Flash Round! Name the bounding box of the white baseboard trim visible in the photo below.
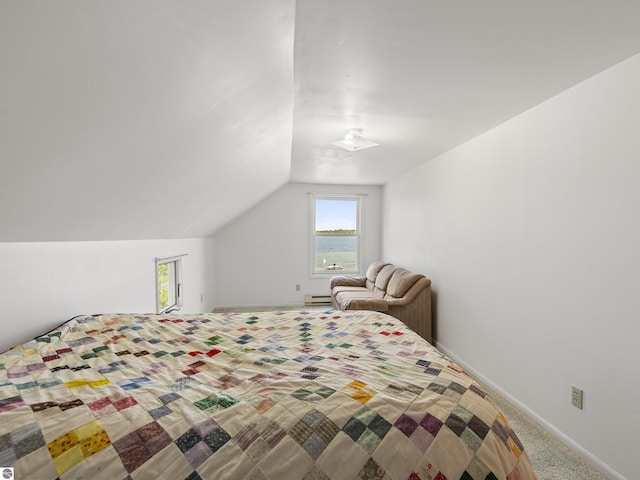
[435,341,625,480]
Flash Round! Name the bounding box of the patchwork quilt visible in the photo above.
[0,310,537,480]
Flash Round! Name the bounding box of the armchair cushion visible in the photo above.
[330,261,432,343]
[386,269,422,298]
[365,261,390,289]
[335,291,389,312]
[373,265,397,295]
[330,275,366,289]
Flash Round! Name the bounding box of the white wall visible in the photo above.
[214,183,382,308]
[0,237,216,353]
[383,53,640,480]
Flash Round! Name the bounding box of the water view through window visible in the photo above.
[314,198,359,273]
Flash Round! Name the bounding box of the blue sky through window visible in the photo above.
[315,199,357,231]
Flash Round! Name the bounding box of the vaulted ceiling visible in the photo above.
[2,1,640,241]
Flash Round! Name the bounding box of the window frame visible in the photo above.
[155,255,184,313]
[309,194,363,278]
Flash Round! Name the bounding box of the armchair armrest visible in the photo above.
[330,275,366,289]
[342,297,389,312]
[384,277,430,305]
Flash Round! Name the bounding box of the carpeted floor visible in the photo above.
[480,383,609,480]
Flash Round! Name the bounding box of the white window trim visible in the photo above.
[155,254,186,313]
[308,193,363,278]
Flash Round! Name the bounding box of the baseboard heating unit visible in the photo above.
[304,294,332,306]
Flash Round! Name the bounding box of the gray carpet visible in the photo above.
[480,383,609,480]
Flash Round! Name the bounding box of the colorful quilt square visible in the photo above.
[0,395,27,413]
[193,393,239,415]
[47,420,111,475]
[112,421,171,473]
[342,406,392,454]
[289,409,340,460]
[0,423,45,465]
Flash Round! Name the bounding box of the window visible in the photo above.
[310,195,361,276]
[155,255,184,313]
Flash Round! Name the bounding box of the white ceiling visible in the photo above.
[2,1,640,241]
[291,0,640,184]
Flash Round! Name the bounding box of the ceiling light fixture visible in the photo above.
[331,128,379,151]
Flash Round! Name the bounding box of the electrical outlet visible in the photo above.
[571,386,583,409]
[296,284,301,291]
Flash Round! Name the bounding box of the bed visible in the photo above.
[0,310,536,480]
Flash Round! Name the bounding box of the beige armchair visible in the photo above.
[330,261,432,343]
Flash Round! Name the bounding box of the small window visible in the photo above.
[310,195,361,276]
[155,255,184,313]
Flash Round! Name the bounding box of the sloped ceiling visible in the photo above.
[0,0,295,241]
[2,1,640,241]
[291,0,640,184]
